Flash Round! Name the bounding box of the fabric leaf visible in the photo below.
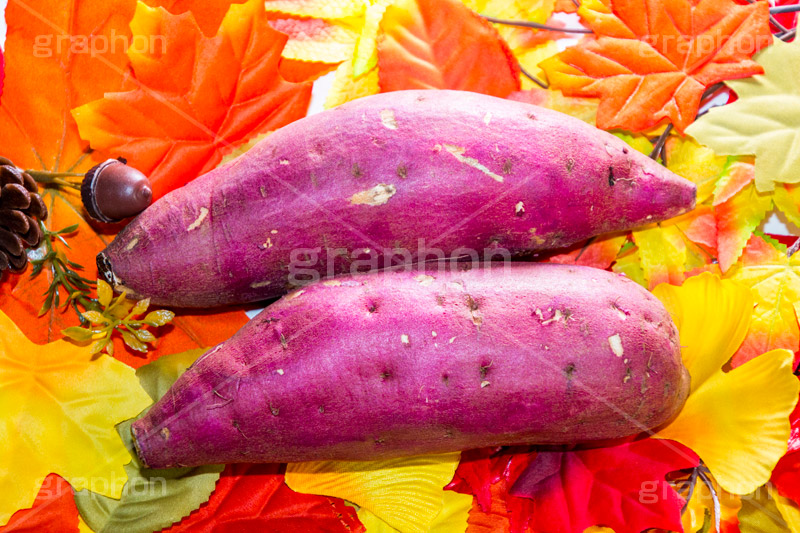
[508,439,699,533]
[142,0,246,36]
[355,488,472,533]
[686,37,800,192]
[268,15,360,64]
[72,0,313,200]
[0,311,152,525]
[163,463,363,532]
[74,420,224,533]
[771,376,800,507]
[541,0,773,132]
[544,233,627,270]
[0,475,79,533]
[665,136,729,205]
[507,88,599,124]
[653,274,800,494]
[377,0,520,96]
[286,453,462,533]
[725,235,800,366]
[264,0,366,20]
[325,59,380,108]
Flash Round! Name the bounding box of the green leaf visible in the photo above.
[134,348,206,402]
[61,326,94,342]
[144,310,175,327]
[74,419,223,533]
[686,38,800,192]
[97,279,113,308]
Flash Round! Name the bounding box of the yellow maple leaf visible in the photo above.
[0,311,152,525]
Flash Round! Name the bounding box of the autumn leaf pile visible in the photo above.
[1,0,800,531]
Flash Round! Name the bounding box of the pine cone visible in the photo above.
[0,158,48,274]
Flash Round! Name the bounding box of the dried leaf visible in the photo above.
[0,311,151,525]
[378,0,520,96]
[687,37,800,192]
[541,0,772,132]
[72,0,313,200]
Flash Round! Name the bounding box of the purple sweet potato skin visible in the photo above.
[131,264,689,468]
[100,90,696,307]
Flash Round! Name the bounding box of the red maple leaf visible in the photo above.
[0,475,77,533]
[165,464,364,532]
[771,375,800,505]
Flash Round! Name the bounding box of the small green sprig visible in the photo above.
[29,222,97,318]
[62,279,175,355]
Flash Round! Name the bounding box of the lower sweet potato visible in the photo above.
[132,264,689,468]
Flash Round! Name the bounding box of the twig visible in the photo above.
[519,65,549,89]
[483,15,594,34]
[649,123,674,160]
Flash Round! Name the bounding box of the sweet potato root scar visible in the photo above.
[250,280,271,288]
[280,159,290,165]
[441,144,504,183]
[349,184,397,206]
[380,109,397,129]
[608,334,624,357]
[401,334,410,345]
[125,238,139,251]
[483,112,492,125]
[414,274,435,286]
[186,207,209,231]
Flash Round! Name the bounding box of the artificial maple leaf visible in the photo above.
[725,235,800,367]
[687,36,800,192]
[540,0,772,133]
[507,440,699,533]
[162,463,364,532]
[325,59,380,108]
[142,0,246,36]
[0,310,152,526]
[377,0,520,96]
[0,47,4,100]
[771,376,800,506]
[630,205,717,289]
[268,15,360,64]
[544,233,627,270]
[507,88,599,124]
[286,453,462,533]
[0,475,78,533]
[665,136,729,205]
[72,0,313,201]
[0,0,250,366]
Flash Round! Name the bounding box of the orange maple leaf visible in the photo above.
[0,0,248,365]
[377,0,520,97]
[72,0,313,201]
[142,0,245,36]
[540,0,772,132]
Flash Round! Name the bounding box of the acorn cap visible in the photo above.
[82,159,152,223]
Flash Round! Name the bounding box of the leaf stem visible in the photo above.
[483,15,594,34]
[770,5,800,15]
[25,169,84,190]
[696,467,721,533]
[519,64,549,89]
[680,467,701,514]
[649,123,673,161]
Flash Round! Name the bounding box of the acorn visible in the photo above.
[81,158,152,223]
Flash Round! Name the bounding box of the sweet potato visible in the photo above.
[131,264,689,468]
[99,90,696,307]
